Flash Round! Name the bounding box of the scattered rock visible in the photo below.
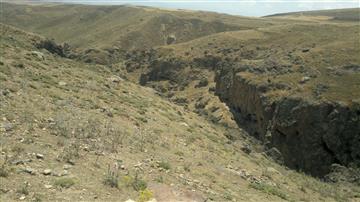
[1,122,14,132]
[325,164,360,183]
[43,169,52,175]
[63,164,72,170]
[241,145,252,154]
[125,199,136,202]
[36,153,44,159]
[179,122,189,127]
[30,51,45,60]
[11,159,32,165]
[58,81,67,86]
[108,75,123,83]
[166,34,176,45]
[19,195,26,200]
[23,167,36,175]
[299,76,310,84]
[44,184,53,189]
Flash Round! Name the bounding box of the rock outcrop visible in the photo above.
[215,68,360,176]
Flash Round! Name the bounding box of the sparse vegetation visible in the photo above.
[158,161,171,170]
[138,189,154,202]
[132,175,148,191]
[103,164,119,188]
[58,141,80,164]
[0,156,9,177]
[17,183,29,195]
[54,178,75,189]
[249,182,288,200]
[0,3,359,202]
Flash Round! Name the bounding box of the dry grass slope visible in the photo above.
[1,23,360,201]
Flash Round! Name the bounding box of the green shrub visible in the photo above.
[17,184,29,195]
[132,175,147,191]
[249,182,288,200]
[0,155,10,177]
[0,166,8,177]
[103,166,119,188]
[138,189,154,202]
[158,161,171,170]
[54,178,75,188]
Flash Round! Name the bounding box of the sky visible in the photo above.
[29,0,360,16]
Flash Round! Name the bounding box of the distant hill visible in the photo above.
[0,2,273,50]
[265,8,360,21]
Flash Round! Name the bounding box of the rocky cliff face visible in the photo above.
[215,67,360,176]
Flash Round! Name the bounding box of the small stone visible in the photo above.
[11,159,32,165]
[1,122,13,132]
[299,76,311,84]
[83,146,90,151]
[63,164,72,170]
[44,185,53,189]
[30,51,45,60]
[179,122,189,127]
[120,165,125,170]
[58,81,67,86]
[43,169,52,175]
[36,153,44,159]
[108,75,123,83]
[19,196,26,200]
[241,145,252,154]
[67,159,75,165]
[24,167,36,175]
[302,48,310,53]
[63,170,69,176]
[125,199,136,202]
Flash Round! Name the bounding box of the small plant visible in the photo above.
[138,189,154,202]
[122,175,134,187]
[184,163,191,172]
[249,182,288,200]
[158,161,171,170]
[104,121,126,153]
[0,155,9,177]
[51,113,72,137]
[12,144,24,157]
[175,151,184,156]
[17,183,29,195]
[155,175,164,183]
[103,164,119,188]
[223,191,233,200]
[33,193,43,202]
[132,173,147,191]
[59,141,80,164]
[54,177,75,188]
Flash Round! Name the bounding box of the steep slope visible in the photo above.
[1,23,360,202]
[0,2,273,50]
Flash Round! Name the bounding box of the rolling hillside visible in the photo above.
[0,2,274,50]
[1,2,360,202]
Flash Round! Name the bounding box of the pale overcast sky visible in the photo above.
[31,0,360,16]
